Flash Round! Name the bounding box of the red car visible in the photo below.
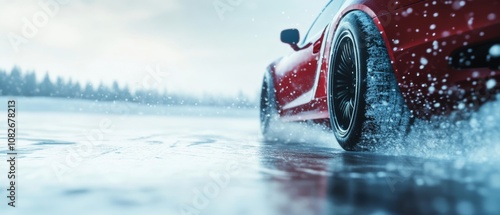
[260,0,500,151]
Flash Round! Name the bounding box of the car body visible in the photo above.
[261,0,500,150]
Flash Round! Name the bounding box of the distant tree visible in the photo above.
[111,81,120,100]
[23,72,38,96]
[83,82,95,100]
[63,79,82,98]
[72,82,82,98]
[119,85,132,101]
[0,67,258,108]
[64,78,74,98]
[8,67,24,95]
[53,76,65,97]
[0,69,6,96]
[96,82,110,101]
[134,89,161,105]
[39,72,54,97]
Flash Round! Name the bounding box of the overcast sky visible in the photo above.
[0,0,327,97]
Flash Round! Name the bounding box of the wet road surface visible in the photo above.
[0,98,499,215]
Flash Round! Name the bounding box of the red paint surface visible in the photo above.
[269,0,500,121]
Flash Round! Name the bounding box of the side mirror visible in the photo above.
[281,29,300,50]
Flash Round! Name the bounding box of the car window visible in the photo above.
[302,0,345,44]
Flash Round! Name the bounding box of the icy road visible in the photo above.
[1,97,500,215]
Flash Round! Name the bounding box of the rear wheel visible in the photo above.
[260,72,279,140]
[328,11,412,151]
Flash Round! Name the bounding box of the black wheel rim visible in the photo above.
[331,33,359,137]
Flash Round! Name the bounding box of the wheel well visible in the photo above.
[329,7,404,109]
[330,6,398,78]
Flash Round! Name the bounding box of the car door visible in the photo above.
[274,1,344,113]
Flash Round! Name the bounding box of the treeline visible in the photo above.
[0,67,257,108]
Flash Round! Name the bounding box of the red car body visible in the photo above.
[269,0,500,122]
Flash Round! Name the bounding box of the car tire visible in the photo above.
[327,11,412,151]
[260,71,280,140]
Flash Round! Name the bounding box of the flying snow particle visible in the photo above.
[452,0,465,10]
[430,24,436,30]
[420,57,428,65]
[457,103,465,110]
[468,17,474,27]
[393,39,400,45]
[486,79,497,90]
[489,44,500,57]
[429,86,436,94]
[488,13,497,21]
[402,8,413,17]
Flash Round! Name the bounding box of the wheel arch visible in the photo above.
[264,61,281,113]
[334,5,398,76]
[320,5,403,105]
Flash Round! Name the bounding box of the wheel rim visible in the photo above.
[331,33,359,137]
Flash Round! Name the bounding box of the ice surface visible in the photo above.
[0,97,499,215]
[0,97,260,215]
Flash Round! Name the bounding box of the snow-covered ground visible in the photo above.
[0,97,499,215]
[0,97,262,214]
